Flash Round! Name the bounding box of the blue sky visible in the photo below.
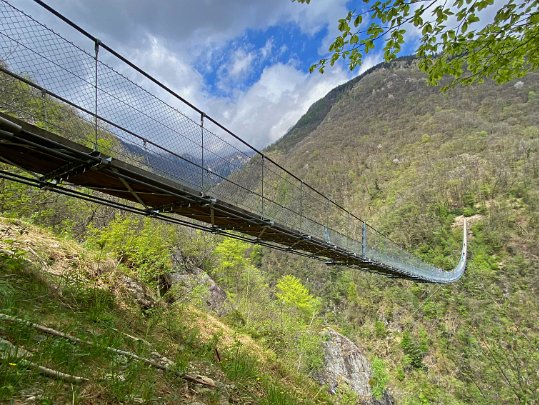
[15,0,420,148]
[197,23,331,96]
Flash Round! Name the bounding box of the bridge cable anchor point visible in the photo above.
[145,209,159,217]
[201,196,217,206]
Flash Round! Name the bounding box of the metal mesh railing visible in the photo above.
[0,0,465,283]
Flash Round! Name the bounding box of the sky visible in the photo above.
[12,0,418,149]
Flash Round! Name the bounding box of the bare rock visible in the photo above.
[315,328,395,403]
[315,328,372,399]
[160,267,229,315]
[118,274,156,310]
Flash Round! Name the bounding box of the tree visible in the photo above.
[295,0,539,87]
[275,274,321,319]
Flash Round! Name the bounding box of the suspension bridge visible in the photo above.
[0,0,466,283]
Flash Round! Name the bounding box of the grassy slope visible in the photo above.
[260,62,539,404]
[0,217,331,404]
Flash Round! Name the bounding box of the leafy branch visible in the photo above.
[295,0,539,86]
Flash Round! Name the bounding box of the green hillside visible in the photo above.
[261,59,539,403]
[1,58,538,405]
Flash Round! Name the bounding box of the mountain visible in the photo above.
[121,140,255,188]
[1,55,538,404]
[257,58,539,403]
[267,56,417,154]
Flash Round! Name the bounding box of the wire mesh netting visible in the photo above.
[0,0,465,283]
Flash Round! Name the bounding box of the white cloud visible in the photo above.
[230,50,255,78]
[22,0,351,59]
[260,38,274,60]
[109,37,349,149]
[209,63,348,148]
[16,0,355,149]
[359,53,384,75]
[217,48,256,91]
[127,36,204,103]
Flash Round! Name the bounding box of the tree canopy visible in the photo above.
[276,274,321,319]
[296,0,539,87]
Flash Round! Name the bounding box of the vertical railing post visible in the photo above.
[300,181,304,233]
[261,155,265,219]
[41,90,48,127]
[200,112,204,194]
[348,212,352,252]
[362,222,367,257]
[326,199,329,228]
[94,38,100,151]
[325,199,330,244]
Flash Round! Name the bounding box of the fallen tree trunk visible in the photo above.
[0,313,215,387]
[0,337,88,383]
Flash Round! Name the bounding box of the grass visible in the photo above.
[0,218,334,404]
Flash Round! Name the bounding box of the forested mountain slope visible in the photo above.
[258,59,539,403]
[1,57,538,404]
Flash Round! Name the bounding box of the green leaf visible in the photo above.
[422,23,433,35]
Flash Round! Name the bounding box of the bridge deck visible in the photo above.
[0,112,409,279]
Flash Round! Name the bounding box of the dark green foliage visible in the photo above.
[370,357,389,400]
[299,0,539,88]
[400,330,428,370]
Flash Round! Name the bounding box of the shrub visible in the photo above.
[370,357,390,399]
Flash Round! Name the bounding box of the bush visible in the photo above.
[86,215,174,285]
[401,330,428,370]
[370,357,389,399]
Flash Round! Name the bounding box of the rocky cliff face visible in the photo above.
[315,328,394,404]
[159,250,229,315]
[315,328,372,398]
[160,267,229,315]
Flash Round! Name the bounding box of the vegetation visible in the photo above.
[1,55,539,404]
[0,218,333,404]
[296,0,539,88]
[263,61,539,403]
[0,68,335,403]
[370,357,389,400]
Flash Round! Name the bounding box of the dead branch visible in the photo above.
[112,327,151,347]
[0,313,215,387]
[0,337,88,383]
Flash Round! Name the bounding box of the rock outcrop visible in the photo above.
[160,267,228,315]
[315,328,372,399]
[315,328,394,404]
[118,274,156,310]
